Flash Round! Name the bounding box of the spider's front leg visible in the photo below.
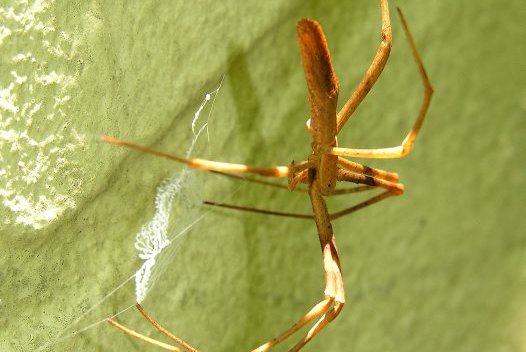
[331,7,433,160]
[102,135,315,180]
[336,0,393,133]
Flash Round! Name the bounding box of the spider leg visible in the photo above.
[205,188,396,222]
[210,170,309,193]
[290,301,344,352]
[203,179,385,220]
[328,185,377,196]
[336,0,392,133]
[102,136,312,178]
[330,190,394,220]
[251,298,334,352]
[287,169,377,195]
[107,318,184,352]
[331,7,433,159]
[288,168,309,191]
[337,156,399,182]
[337,168,404,194]
[333,161,404,219]
[203,200,313,220]
[206,188,398,225]
[135,304,199,352]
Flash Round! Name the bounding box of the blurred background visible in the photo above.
[1,0,525,351]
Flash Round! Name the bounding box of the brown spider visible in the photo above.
[102,0,433,350]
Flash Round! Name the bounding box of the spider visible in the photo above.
[102,0,433,351]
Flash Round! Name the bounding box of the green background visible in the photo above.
[1,0,525,351]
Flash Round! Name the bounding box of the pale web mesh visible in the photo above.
[36,77,224,351]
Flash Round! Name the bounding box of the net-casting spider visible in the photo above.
[102,0,433,350]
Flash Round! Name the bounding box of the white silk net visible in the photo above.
[37,77,224,351]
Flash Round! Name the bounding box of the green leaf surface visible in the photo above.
[1,0,525,351]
